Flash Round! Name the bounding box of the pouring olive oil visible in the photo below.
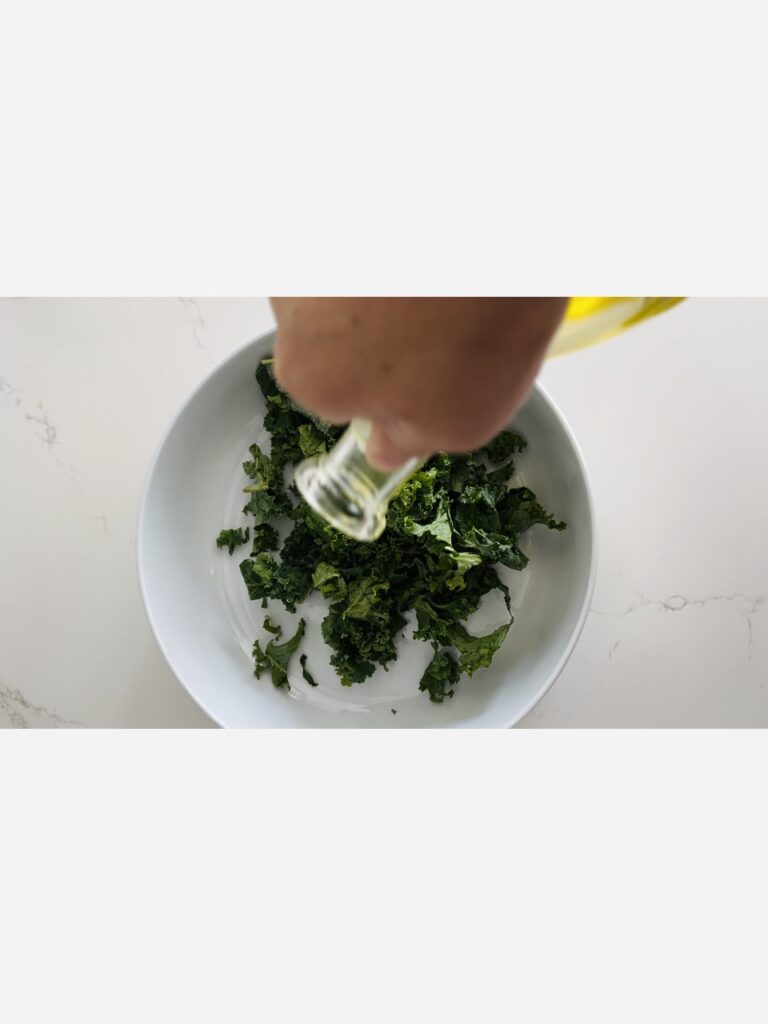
[295,297,683,541]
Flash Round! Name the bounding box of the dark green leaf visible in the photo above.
[419,649,461,703]
[312,562,348,601]
[272,562,313,613]
[300,653,318,686]
[402,498,453,546]
[242,488,291,526]
[343,576,390,621]
[252,618,306,689]
[297,423,328,458]
[216,527,250,555]
[239,553,277,601]
[478,430,527,465]
[499,487,567,535]
[251,523,280,554]
[444,619,512,676]
[242,443,280,491]
[413,597,513,676]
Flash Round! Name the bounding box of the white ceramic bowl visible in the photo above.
[138,330,596,727]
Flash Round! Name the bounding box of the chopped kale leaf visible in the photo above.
[216,527,250,555]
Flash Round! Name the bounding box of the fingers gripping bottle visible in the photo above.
[295,297,684,541]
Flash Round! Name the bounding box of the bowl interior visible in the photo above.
[138,332,595,727]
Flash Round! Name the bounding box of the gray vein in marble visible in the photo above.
[179,297,213,363]
[0,375,24,405]
[96,514,113,538]
[24,402,58,446]
[53,458,82,491]
[0,375,82,490]
[608,640,621,660]
[0,677,86,729]
[593,591,768,617]
[593,592,768,663]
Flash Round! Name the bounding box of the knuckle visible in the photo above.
[403,415,497,455]
[273,345,356,424]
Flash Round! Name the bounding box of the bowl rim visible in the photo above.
[136,329,597,729]
[136,331,273,728]
[504,383,598,726]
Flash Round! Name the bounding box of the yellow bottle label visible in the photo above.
[548,297,685,357]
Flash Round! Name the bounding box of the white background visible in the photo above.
[2,296,765,727]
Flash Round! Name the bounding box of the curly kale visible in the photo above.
[217,357,567,703]
[216,527,250,555]
[252,618,306,689]
[250,523,280,555]
[479,429,527,465]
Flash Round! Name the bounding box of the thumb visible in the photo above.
[366,420,428,471]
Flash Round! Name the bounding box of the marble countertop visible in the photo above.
[1,297,766,727]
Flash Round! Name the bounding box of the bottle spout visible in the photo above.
[294,418,421,541]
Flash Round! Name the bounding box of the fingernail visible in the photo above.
[366,427,406,471]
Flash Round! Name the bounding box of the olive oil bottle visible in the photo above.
[295,298,684,541]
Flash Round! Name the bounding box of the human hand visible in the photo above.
[270,297,568,469]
